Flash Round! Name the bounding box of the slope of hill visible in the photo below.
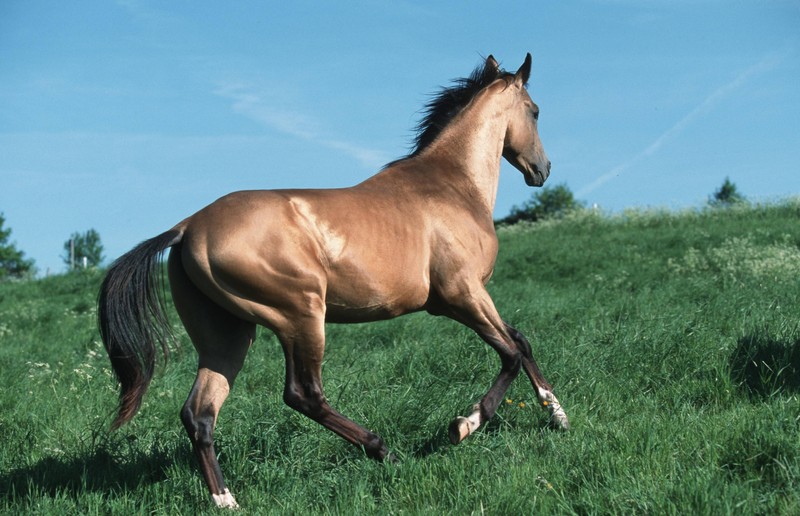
[1,202,798,513]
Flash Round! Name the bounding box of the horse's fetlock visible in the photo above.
[366,432,384,449]
[364,432,389,460]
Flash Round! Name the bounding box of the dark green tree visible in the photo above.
[63,229,105,269]
[497,183,585,225]
[0,212,35,280]
[709,177,745,207]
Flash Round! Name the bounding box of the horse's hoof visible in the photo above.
[212,488,239,509]
[448,416,470,444]
[549,407,570,431]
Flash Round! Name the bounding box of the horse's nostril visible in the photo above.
[547,160,552,171]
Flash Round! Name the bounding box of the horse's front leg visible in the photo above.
[447,332,521,444]
[442,287,568,444]
[504,322,569,430]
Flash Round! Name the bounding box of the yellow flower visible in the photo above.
[518,402,526,408]
[505,398,513,404]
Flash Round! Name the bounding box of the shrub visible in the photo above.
[496,183,585,225]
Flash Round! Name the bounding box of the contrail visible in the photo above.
[214,83,391,170]
[576,51,785,199]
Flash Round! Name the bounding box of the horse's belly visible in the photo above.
[324,302,408,323]
[324,268,429,323]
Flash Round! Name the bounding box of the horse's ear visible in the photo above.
[515,53,532,85]
[485,55,500,74]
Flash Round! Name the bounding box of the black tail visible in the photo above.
[98,229,183,429]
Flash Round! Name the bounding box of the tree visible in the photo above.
[63,229,105,270]
[709,177,745,207]
[496,183,585,225]
[0,213,35,280]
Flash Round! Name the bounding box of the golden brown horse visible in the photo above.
[98,53,569,508]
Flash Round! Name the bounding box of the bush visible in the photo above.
[0,213,35,280]
[496,183,584,225]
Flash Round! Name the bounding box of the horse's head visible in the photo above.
[497,54,551,187]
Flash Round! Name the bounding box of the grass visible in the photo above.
[1,201,799,514]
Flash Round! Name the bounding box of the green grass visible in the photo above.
[1,201,799,514]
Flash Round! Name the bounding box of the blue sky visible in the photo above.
[2,1,798,275]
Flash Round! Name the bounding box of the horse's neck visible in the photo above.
[423,91,509,214]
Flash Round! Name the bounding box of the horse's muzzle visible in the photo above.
[526,161,551,186]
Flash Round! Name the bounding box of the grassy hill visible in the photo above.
[1,202,798,513]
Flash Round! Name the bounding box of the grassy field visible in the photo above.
[1,202,799,514]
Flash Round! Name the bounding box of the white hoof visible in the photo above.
[539,391,570,430]
[212,488,239,509]
[550,404,570,430]
[448,416,470,444]
[449,405,482,444]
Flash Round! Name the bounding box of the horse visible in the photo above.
[98,53,569,509]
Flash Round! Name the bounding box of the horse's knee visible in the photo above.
[487,331,524,373]
[505,323,534,357]
[502,350,522,373]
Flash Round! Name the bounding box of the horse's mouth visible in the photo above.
[525,168,546,187]
[525,161,551,187]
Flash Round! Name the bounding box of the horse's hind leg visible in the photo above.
[504,322,569,430]
[169,252,255,508]
[277,312,392,461]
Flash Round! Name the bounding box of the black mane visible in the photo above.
[408,58,514,158]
